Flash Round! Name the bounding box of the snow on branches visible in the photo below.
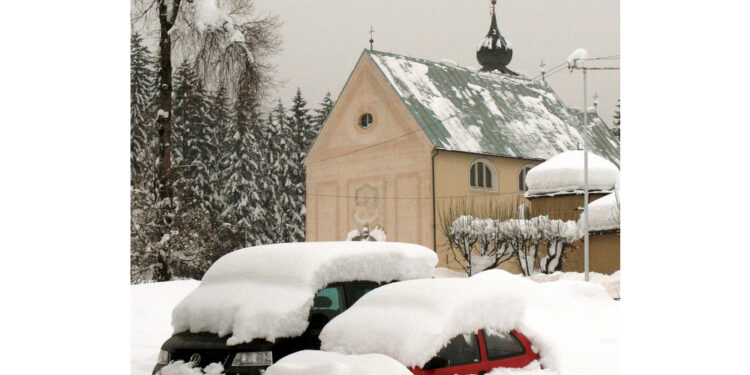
[444,209,581,276]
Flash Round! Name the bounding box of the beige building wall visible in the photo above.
[304,52,435,247]
[433,150,541,272]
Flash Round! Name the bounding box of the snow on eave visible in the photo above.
[525,188,615,199]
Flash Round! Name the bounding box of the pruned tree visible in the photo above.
[505,216,547,277]
[539,219,581,274]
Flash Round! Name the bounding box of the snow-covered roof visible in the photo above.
[265,350,412,375]
[366,50,620,165]
[524,150,619,197]
[171,242,437,345]
[320,278,526,368]
[581,192,620,232]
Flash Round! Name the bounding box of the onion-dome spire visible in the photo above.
[476,0,516,75]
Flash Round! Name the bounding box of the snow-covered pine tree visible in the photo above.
[285,88,313,242]
[313,91,334,132]
[130,32,155,181]
[265,100,295,242]
[612,98,620,140]
[218,81,269,250]
[206,85,232,213]
[172,61,214,204]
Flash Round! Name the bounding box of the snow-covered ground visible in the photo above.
[131,279,199,375]
[133,268,618,374]
[435,267,620,299]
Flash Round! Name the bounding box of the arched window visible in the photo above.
[469,159,497,191]
[518,165,535,192]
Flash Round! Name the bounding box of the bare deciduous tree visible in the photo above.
[131,0,280,203]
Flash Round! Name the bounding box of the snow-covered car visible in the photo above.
[152,241,437,375]
[319,277,541,375]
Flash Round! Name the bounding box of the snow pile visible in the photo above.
[132,280,200,375]
[172,242,437,345]
[473,270,619,375]
[566,48,588,68]
[433,267,467,278]
[531,270,620,299]
[265,350,412,375]
[525,151,619,196]
[320,278,525,368]
[582,192,620,232]
[158,361,224,375]
[487,360,554,375]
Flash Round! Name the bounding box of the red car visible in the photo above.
[411,329,538,375]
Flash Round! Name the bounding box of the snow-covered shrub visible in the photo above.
[540,219,581,274]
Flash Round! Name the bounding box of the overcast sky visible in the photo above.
[253,0,619,124]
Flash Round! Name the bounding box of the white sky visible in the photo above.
[254,0,619,124]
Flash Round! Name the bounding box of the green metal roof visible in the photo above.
[366,50,620,166]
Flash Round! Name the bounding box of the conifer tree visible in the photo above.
[313,91,335,132]
[219,80,269,249]
[172,61,213,203]
[285,89,313,241]
[207,85,232,212]
[130,33,155,181]
[612,98,620,140]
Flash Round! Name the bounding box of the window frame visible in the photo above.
[469,159,498,192]
[358,113,374,129]
[433,332,482,367]
[517,164,535,192]
[481,329,527,361]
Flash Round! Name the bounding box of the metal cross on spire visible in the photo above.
[490,0,497,14]
[369,25,374,51]
[540,59,546,82]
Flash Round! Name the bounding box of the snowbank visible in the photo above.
[488,360,554,375]
[582,192,620,232]
[132,280,200,375]
[525,151,619,196]
[433,266,467,278]
[172,242,437,345]
[320,278,525,368]
[473,270,619,375]
[158,360,224,375]
[265,350,412,375]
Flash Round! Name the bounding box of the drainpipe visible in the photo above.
[431,149,439,254]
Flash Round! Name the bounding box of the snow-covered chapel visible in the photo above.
[304,1,620,273]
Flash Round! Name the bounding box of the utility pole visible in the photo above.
[583,64,590,282]
[569,54,620,282]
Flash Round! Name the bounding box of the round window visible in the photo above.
[358,113,373,129]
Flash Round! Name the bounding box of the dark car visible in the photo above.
[153,281,383,374]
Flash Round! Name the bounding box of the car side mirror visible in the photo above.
[313,296,333,308]
[422,356,450,370]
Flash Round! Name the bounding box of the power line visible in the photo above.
[307,190,528,201]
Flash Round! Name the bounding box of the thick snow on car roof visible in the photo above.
[171,242,437,345]
[320,277,526,368]
[265,350,412,375]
